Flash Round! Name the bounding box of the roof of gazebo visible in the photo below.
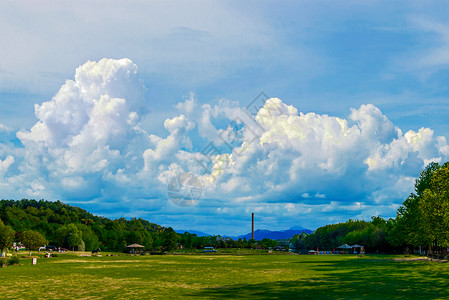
[126,243,144,248]
[337,244,353,249]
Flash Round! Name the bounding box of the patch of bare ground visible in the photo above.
[393,257,449,262]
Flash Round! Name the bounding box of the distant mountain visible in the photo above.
[175,229,212,237]
[288,225,311,231]
[175,227,312,240]
[237,228,313,241]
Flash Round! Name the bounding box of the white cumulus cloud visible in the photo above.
[197,98,449,209]
[14,58,150,200]
[0,58,448,231]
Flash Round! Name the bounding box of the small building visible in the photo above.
[202,247,217,253]
[274,246,285,251]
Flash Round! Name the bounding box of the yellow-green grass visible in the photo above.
[1,252,449,299]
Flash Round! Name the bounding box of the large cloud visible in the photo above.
[194,99,449,208]
[1,58,448,232]
[14,58,150,199]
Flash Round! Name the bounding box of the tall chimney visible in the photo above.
[252,213,254,240]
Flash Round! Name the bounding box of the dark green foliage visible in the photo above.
[259,238,278,249]
[162,228,179,253]
[0,198,397,253]
[77,224,100,251]
[303,218,391,252]
[303,217,397,253]
[415,162,440,196]
[0,221,15,253]
[7,256,19,266]
[291,232,308,253]
[56,223,87,250]
[0,199,164,252]
[391,162,449,251]
[19,230,48,254]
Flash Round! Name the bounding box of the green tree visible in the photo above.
[180,232,193,249]
[415,162,440,196]
[0,220,15,257]
[259,238,277,249]
[57,224,83,251]
[67,231,82,251]
[77,239,86,252]
[419,163,449,248]
[390,162,449,254]
[390,194,427,247]
[0,199,164,253]
[247,238,257,249]
[19,230,47,255]
[292,232,308,253]
[76,224,100,251]
[143,233,153,250]
[126,231,144,245]
[162,228,179,253]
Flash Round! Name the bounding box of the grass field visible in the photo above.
[1,252,449,299]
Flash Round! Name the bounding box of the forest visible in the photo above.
[1,162,449,256]
[0,198,271,253]
[293,161,449,256]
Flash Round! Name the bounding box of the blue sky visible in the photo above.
[1,1,449,235]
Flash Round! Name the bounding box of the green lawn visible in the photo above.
[1,253,449,299]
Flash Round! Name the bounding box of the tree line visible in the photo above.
[0,199,276,255]
[1,161,448,256]
[292,161,449,256]
[0,199,182,253]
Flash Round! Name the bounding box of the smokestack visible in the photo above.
[252,213,254,240]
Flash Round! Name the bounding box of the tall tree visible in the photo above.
[415,162,440,196]
[76,224,100,251]
[419,162,449,248]
[19,230,47,255]
[57,223,83,251]
[162,228,179,253]
[0,220,15,257]
[391,162,449,253]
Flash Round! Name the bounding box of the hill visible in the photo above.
[0,199,163,251]
[237,228,312,241]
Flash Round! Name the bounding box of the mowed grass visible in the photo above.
[1,253,449,299]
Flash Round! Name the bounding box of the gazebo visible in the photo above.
[126,243,145,254]
[351,244,364,254]
[337,244,352,253]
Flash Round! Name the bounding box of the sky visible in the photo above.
[1,1,449,235]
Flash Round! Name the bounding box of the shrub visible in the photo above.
[7,256,19,266]
[51,253,58,257]
[77,240,85,252]
[0,258,6,267]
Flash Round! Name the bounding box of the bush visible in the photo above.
[0,258,6,267]
[7,256,19,266]
[77,240,85,252]
[51,253,58,257]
